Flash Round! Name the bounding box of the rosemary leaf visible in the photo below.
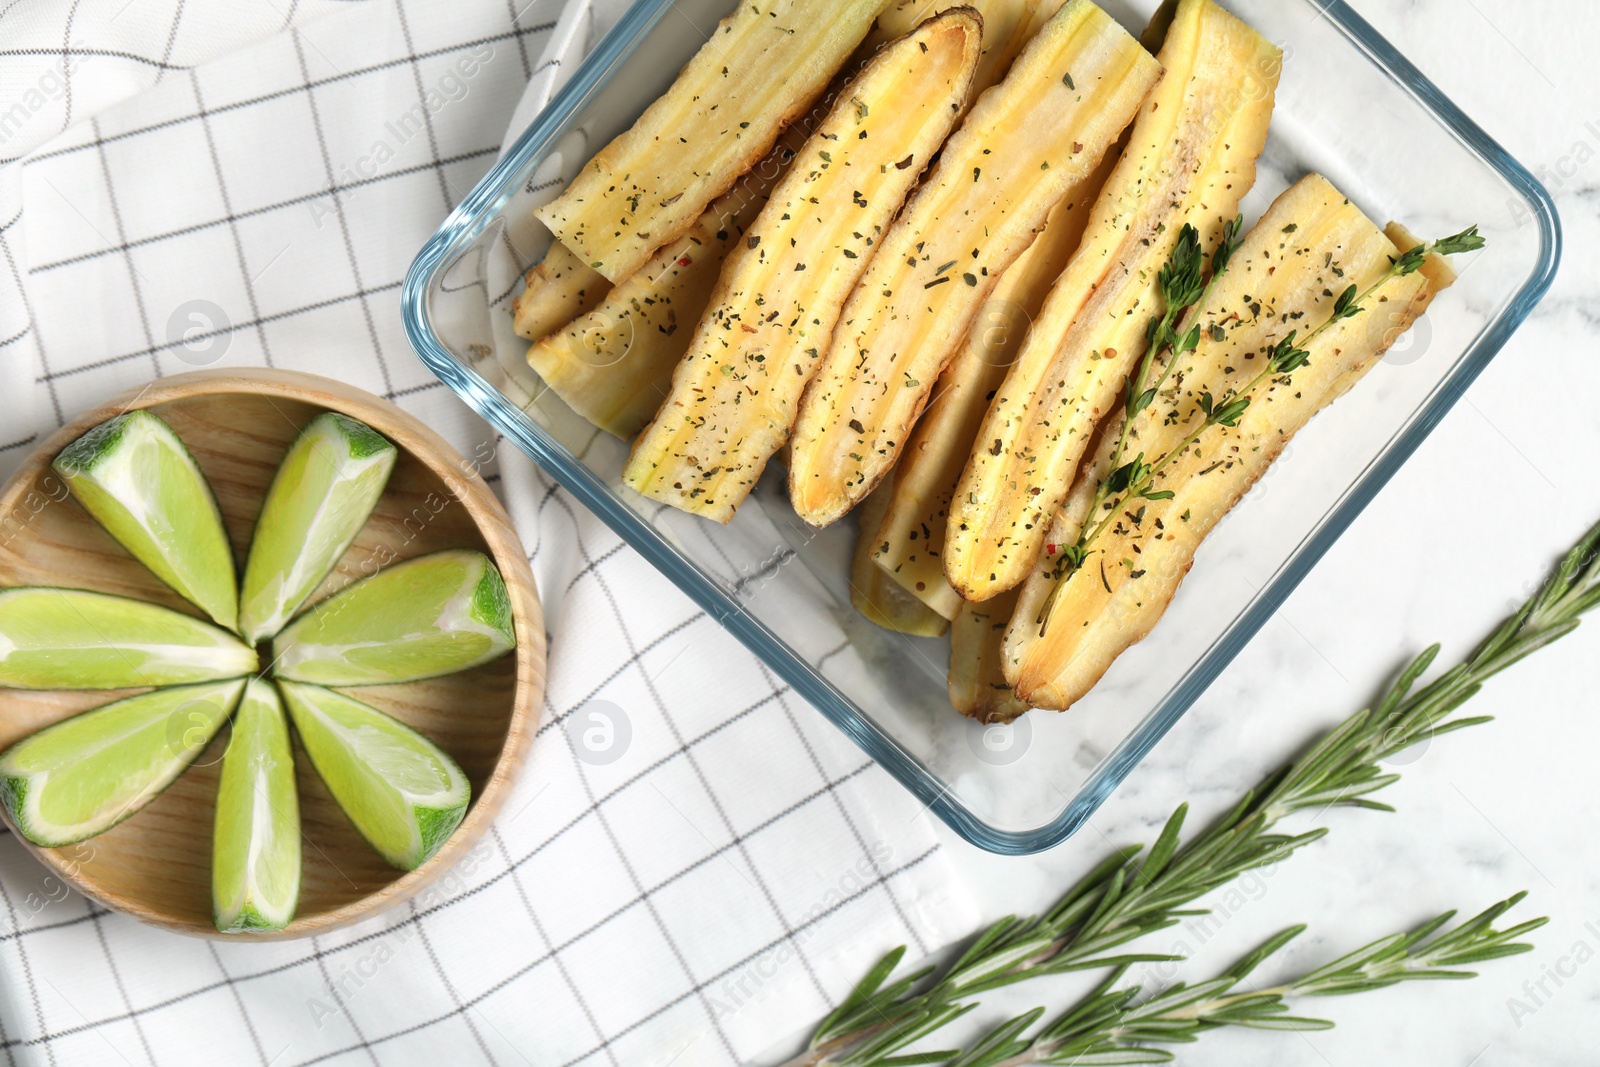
[949,895,1541,1066]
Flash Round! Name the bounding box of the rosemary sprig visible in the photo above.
[951,894,1544,1067]
[1049,224,1486,595]
[788,515,1599,1067]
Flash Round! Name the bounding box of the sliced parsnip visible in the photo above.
[1004,176,1441,709]
[997,220,1455,671]
[527,139,798,438]
[955,409,1114,718]
[1306,220,1456,407]
[787,0,1161,528]
[623,10,984,523]
[867,0,1052,102]
[851,476,950,637]
[945,0,1281,601]
[511,242,610,342]
[528,0,1056,441]
[948,590,1029,722]
[868,150,1117,619]
[533,0,892,283]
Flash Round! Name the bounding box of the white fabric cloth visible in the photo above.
[0,1,978,1064]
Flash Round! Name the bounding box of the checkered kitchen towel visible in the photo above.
[0,1,979,1064]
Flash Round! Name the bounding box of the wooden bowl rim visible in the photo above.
[0,368,546,940]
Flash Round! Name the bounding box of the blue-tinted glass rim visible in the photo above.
[402,0,1561,855]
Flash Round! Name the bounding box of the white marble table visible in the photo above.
[935,2,1600,1063]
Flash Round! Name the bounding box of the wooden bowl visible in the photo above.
[0,369,544,939]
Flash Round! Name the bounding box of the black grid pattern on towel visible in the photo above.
[0,1,954,1063]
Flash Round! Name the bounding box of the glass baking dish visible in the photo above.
[401,0,1559,854]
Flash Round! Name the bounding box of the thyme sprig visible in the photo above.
[950,894,1543,1067]
[1088,219,1245,529]
[785,516,1599,1067]
[1045,224,1485,600]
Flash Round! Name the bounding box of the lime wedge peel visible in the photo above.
[2,414,501,881]
[277,680,469,870]
[213,678,301,933]
[0,587,257,690]
[271,550,515,686]
[237,413,397,644]
[54,410,239,631]
[0,679,245,847]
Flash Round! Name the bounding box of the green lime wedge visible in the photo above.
[54,411,239,631]
[270,550,514,686]
[213,678,301,933]
[0,679,245,846]
[237,413,397,644]
[0,587,257,689]
[277,681,468,870]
